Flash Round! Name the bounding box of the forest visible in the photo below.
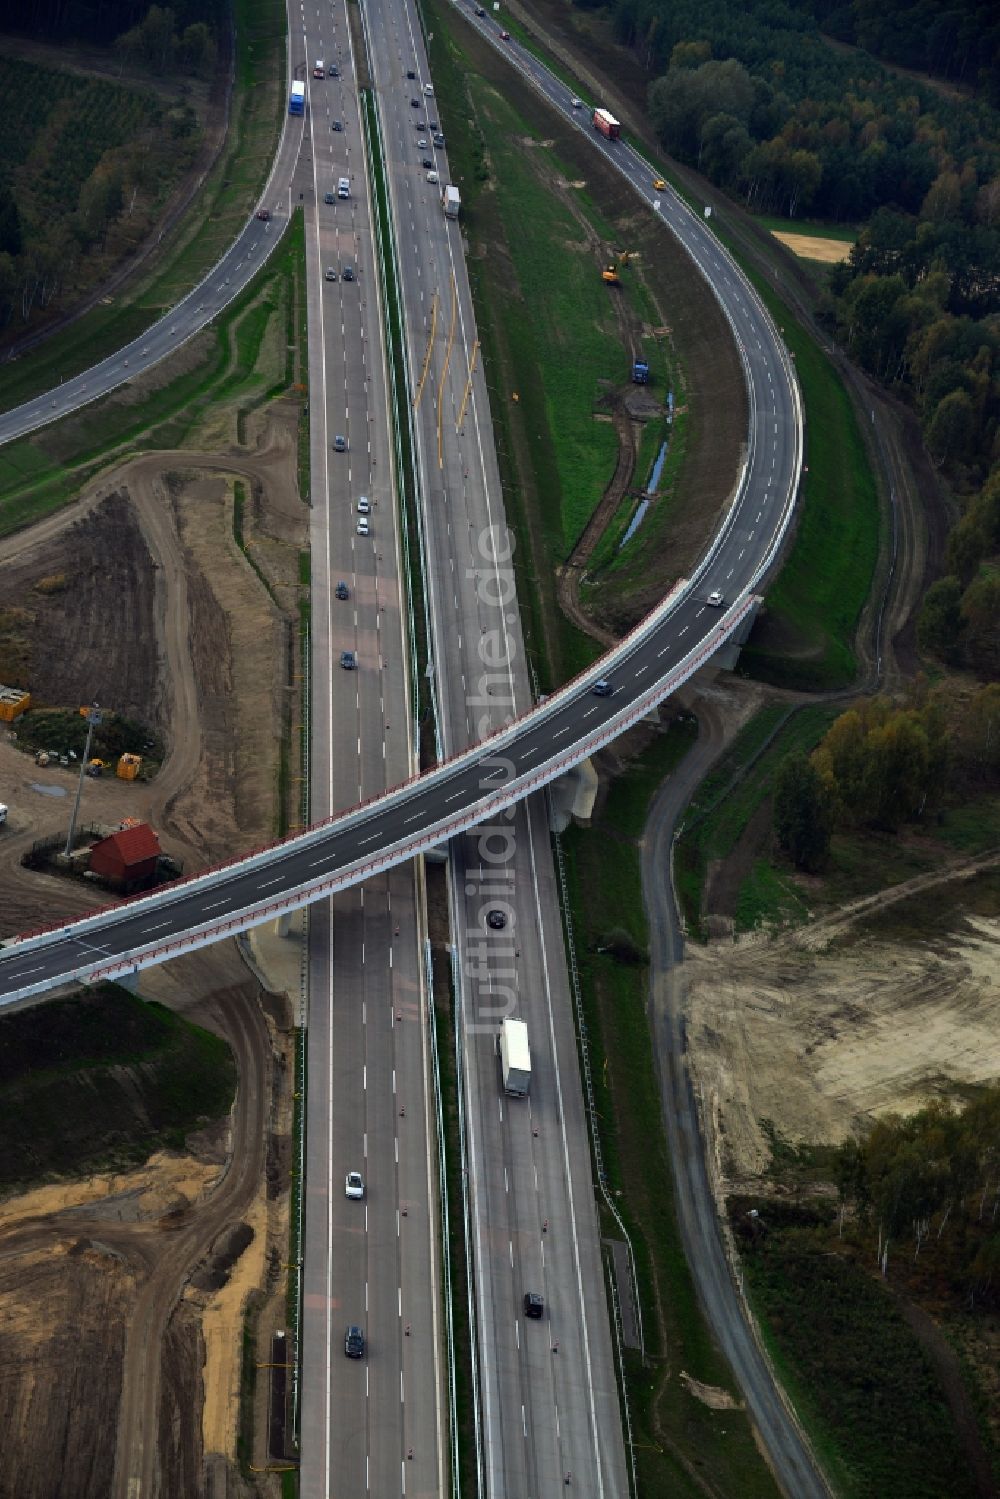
[0,0,227,47]
[0,8,218,340]
[573,0,1000,680]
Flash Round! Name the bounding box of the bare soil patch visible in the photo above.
[770,231,852,263]
[0,397,304,1496]
[686,873,1000,1187]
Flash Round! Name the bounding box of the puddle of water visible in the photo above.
[647,440,668,494]
[29,782,68,798]
[619,498,650,550]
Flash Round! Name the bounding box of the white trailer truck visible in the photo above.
[442,184,461,220]
[499,1017,531,1096]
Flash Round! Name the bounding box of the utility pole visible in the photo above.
[64,702,101,859]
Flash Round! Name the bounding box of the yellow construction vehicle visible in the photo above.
[617,250,638,266]
[602,263,621,286]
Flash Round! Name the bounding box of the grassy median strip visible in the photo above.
[559,723,779,1499]
[361,88,432,732]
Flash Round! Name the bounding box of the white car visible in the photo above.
[571,96,583,108]
[357,517,370,536]
[345,1171,365,1200]
[426,170,439,184]
[357,495,370,513]
[707,589,724,607]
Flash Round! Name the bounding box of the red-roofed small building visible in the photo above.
[89,823,161,887]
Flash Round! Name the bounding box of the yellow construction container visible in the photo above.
[117,753,142,781]
[0,685,30,722]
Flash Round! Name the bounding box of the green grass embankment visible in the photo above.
[0,211,306,539]
[0,0,286,418]
[0,983,235,1194]
[561,718,780,1499]
[675,704,836,938]
[737,286,880,691]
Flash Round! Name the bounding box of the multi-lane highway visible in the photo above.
[0,17,800,1011]
[0,10,804,1494]
[288,4,445,1494]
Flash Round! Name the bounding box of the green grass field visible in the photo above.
[0,983,235,1193]
[0,211,305,540]
[562,718,780,1498]
[676,704,838,937]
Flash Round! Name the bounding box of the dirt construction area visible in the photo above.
[0,401,306,1499]
[683,861,1000,1188]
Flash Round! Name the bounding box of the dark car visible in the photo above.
[324,191,335,204]
[340,650,357,670]
[331,119,343,131]
[345,1325,365,1358]
[592,679,613,697]
[330,63,339,76]
[335,581,350,600]
[428,120,438,130]
[342,264,355,281]
[487,909,507,930]
[414,119,426,130]
[433,132,445,147]
[333,435,347,452]
[421,157,433,169]
[410,97,420,107]
[255,208,270,221]
[406,68,416,79]
[500,29,510,39]
[524,1293,544,1319]
[475,5,485,13]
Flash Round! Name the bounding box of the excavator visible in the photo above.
[601,250,638,286]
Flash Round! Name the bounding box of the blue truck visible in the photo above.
[289,81,305,115]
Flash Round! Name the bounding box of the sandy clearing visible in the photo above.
[686,909,1000,1185]
[0,1151,223,1227]
[679,1371,741,1410]
[199,1188,270,1458]
[771,230,853,263]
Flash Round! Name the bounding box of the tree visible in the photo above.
[180,22,216,77]
[926,387,974,466]
[917,576,965,662]
[960,571,1000,679]
[773,752,832,871]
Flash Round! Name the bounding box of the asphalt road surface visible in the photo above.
[643,704,831,1499]
[0,6,800,1009]
[289,5,445,1495]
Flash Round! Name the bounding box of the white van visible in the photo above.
[337,177,350,199]
[423,82,434,96]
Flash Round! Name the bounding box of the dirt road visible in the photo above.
[0,407,304,1496]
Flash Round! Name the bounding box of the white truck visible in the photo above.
[499,1017,531,1096]
[313,59,325,78]
[442,185,461,220]
[0,802,7,827]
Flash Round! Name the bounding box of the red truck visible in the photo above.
[593,108,620,141]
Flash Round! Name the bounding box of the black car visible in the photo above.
[331,119,343,131]
[421,157,433,169]
[428,120,438,130]
[345,1325,365,1357]
[524,1293,544,1319]
[487,909,507,930]
[342,264,355,281]
[340,650,357,671]
[335,581,350,600]
[406,68,416,79]
[414,120,426,130]
[330,64,339,76]
[433,132,445,147]
[324,192,335,204]
[410,97,420,107]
